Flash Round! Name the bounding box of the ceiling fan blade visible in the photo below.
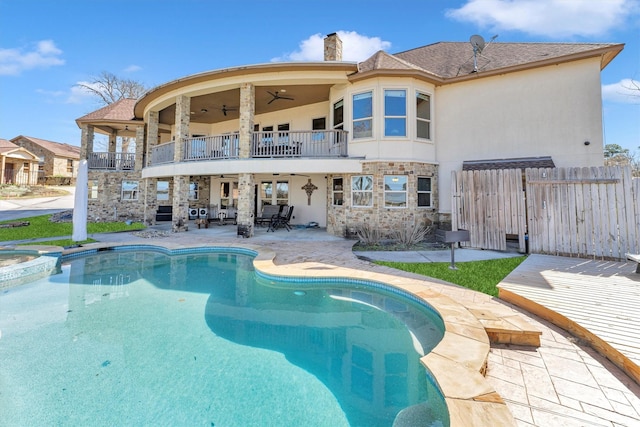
[267,98,276,104]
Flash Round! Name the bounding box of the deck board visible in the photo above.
[497,254,640,382]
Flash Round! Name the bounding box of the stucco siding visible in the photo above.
[435,57,605,213]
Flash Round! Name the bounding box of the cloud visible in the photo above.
[272,31,392,62]
[602,79,640,104]
[446,0,639,38]
[67,81,100,104]
[0,39,65,75]
[123,64,142,73]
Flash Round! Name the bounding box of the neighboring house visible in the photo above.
[11,135,81,183]
[0,139,39,185]
[75,33,623,238]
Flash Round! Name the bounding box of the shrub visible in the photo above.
[355,223,382,246]
[391,222,433,248]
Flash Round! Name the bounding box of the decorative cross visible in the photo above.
[301,179,318,205]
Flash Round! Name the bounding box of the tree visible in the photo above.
[604,143,629,159]
[77,72,148,153]
[76,71,147,105]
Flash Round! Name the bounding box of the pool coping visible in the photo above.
[59,241,517,426]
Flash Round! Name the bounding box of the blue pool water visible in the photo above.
[0,248,448,426]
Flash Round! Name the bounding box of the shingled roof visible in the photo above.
[12,136,80,159]
[358,42,623,81]
[76,98,137,122]
[462,156,556,171]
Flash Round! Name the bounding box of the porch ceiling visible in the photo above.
[158,84,332,126]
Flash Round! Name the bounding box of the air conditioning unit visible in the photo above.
[188,207,198,219]
[198,208,208,219]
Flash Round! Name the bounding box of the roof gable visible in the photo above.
[76,98,137,122]
[12,136,80,158]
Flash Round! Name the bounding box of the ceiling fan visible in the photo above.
[267,91,294,104]
[214,105,238,116]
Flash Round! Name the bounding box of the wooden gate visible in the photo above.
[451,169,527,252]
[451,166,640,260]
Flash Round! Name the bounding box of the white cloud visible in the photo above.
[446,0,639,38]
[272,31,392,62]
[67,81,99,104]
[602,79,640,104]
[0,39,65,75]
[123,64,142,73]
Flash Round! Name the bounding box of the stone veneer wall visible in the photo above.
[326,161,439,238]
[87,171,145,221]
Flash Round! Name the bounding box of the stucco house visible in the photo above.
[11,135,81,183]
[75,33,623,238]
[0,139,39,185]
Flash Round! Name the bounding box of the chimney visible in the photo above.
[324,33,342,61]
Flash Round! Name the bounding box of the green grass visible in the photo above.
[375,256,527,297]
[0,214,145,242]
[18,238,97,247]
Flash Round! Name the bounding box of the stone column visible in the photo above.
[236,173,255,237]
[238,83,254,159]
[174,95,190,162]
[172,175,189,232]
[146,110,159,167]
[134,125,145,172]
[80,124,94,159]
[108,130,117,153]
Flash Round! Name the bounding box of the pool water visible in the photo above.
[0,249,448,426]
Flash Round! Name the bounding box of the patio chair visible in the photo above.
[268,205,294,232]
[255,204,282,227]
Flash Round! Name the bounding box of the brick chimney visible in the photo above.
[324,33,343,61]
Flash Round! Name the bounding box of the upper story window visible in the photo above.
[416,92,431,140]
[384,175,407,208]
[121,180,139,200]
[417,176,432,207]
[384,90,406,137]
[352,175,373,207]
[333,99,344,130]
[352,91,373,139]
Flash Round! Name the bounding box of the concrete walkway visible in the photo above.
[2,215,639,425]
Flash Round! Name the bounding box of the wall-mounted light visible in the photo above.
[201,108,208,113]
[584,141,590,146]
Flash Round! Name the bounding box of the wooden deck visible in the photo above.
[497,254,640,384]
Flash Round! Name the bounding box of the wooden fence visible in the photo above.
[451,166,640,260]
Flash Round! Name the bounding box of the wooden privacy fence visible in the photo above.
[451,166,640,261]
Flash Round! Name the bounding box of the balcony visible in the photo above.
[88,152,135,170]
[148,130,348,166]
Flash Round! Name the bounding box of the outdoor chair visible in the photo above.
[255,204,282,227]
[268,205,294,232]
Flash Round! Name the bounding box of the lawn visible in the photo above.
[0,214,145,244]
[375,256,527,297]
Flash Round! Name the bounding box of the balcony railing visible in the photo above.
[251,130,347,158]
[183,134,239,161]
[147,130,348,166]
[88,152,135,170]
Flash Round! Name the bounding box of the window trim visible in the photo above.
[416,91,432,141]
[332,177,344,206]
[417,176,433,208]
[189,182,199,200]
[352,91,373,140]
[121,180,139,201]
[157,180,169,201]
[384,89,407,138]
[383,175,407,208]
[351,175,373,207]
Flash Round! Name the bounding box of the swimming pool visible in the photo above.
[0,247,449,426]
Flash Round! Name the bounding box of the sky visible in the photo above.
[1,0,639,154]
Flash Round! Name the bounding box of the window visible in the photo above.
[67,159,74,173]
[220,181,238,208]
[260,180,289,207]
[351,175,373,207]
[332,177,344,206]
[384,175,407,208]
[416,92,431,139]
[277,123,290,144]
[417,177,432,207]
[38,156,44,171]
[333,99,344,130]
[352,91,372,139]
[121,181,139,200]
[189,182,198,200]
[312,117,326,141]
[89,180,99,199]
[23,162,30,173]
[157,181,169,201]
[384,90,406,137]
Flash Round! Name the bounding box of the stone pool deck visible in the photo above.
[4,224,640,426]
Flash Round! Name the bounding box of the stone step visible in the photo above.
[468,308,542,347]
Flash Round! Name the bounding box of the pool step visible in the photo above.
[468,308,542,347]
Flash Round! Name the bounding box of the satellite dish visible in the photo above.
[470,35,485,53]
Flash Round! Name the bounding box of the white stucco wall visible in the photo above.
[435,57,605,213]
